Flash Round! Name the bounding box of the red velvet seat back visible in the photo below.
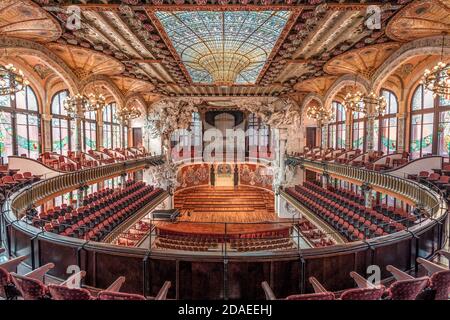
[430,270,450,300]
[286,292,335,300]
[388,277,429,300]
[48,284,92,300]
[97,291,147,300]
[340,286,385,300]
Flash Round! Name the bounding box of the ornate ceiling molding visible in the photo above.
[80,74,125,108]
[0,36,80,94]
[386,0,450,42]
[372,35,450,92]
[323,73,370,108]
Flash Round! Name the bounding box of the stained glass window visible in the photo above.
[103,103,121,149]
[0,85,40,163]
[155,11,291,84]
[411,113,434,158]
[379,89,398,155]
[51,91,73,155]
[329,102,345,149]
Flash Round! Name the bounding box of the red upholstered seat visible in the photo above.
[13,275,49,300]
[0,267,12,299]
[286,292,335,300]
[340,286,385,300]
[48,284,93,300]
[97,290,147,300]
[429,270,450,300]
[386,277,429,300]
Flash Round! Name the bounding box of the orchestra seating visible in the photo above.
[262,252,450,300]
[298,219,335,248]
[29,180,163,242]
[286,181,418,241]
[115,219,152,247]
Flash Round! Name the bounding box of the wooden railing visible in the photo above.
[286,156,446,219]
[9,155,165,217]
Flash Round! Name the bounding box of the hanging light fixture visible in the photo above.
[63,81,106,116]
[117,102,141,124]
[0,63,30,99]
[421,32,449,100]
[306,104,334,123]
[343,74,387,116]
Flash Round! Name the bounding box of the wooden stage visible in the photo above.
[154,186,292,237]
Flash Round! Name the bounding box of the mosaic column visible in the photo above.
[321,122,329,149]
[74,101,84,154]
[41,113,52,152]
[397,113,406,153]
[361,184,373,209]
[366,113,376,153]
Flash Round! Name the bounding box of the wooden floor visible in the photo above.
[175,186,275,223]
[155,186,290,237]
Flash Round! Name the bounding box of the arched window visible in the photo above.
[51,90,75,155]
[0,86,40,162]
[378,89,398,155]
[329,101,346,149]
[103,103,121,149]
[410,84,450,158]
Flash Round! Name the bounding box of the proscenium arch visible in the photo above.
[0,37,80,95]
[323,74,371,109]
[372,35,450,92]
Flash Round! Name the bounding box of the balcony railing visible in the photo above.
[9,155,165,218]
[286,156,447,220]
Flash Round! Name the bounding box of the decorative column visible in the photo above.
[74,101,84,154]
[321,121,329,149]
[345,110,352,150]
[361,183,373,209]
[275,128,288,215]
[76,186,84,207]
[366,96,376,153]
[41,113,53,152]
[397,113,406,153]
[321,172,329,189]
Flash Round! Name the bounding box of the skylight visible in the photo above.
[155,11,291,85]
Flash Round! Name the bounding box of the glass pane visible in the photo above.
[412,86,423,111]
[373,120,379,152]
[16,114,39,158]
[26,87,38,111]
[15,90,26,109]
[0,95,11,108]
[423,87,434,109]
[0,111,13,163]
[52,118,69,155]
[438,111,450,156]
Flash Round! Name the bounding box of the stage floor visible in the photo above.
[154,186,291,237]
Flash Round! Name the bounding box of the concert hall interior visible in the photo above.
[0,0,449,302]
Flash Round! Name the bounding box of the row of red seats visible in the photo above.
[309,181,417,226]
[262,252,450,300]
[287,183,411,241]
[49,185,162,242]
[30,181,161,242]
[298,219,335,248]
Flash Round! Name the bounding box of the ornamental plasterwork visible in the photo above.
[148,160,179,191]
[239,97,301,128]
[147,98,199,139]
[0,37,80,93]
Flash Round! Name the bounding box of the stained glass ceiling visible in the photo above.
[155,11,291,85]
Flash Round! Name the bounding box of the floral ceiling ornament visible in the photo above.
[148,160,179,191]
[147,98,200,139]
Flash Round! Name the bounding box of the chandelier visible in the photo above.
[343,76,386,116]
[306,105,334,123]
[421,33,449,99]
[117,103,141,124]
[63,90,106,116]
[0,63,30,98]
